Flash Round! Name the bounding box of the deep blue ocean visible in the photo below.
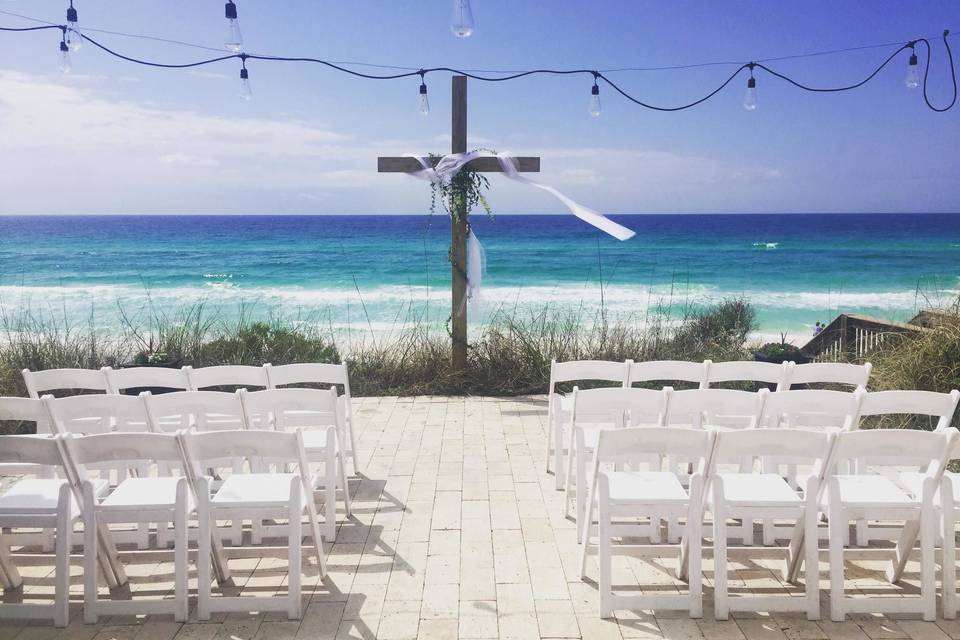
[0,214,957,343]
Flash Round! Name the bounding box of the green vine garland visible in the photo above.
[427,150,494,224]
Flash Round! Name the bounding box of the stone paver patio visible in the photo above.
[2,395,958,639]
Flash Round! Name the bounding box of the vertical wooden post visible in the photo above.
[450,75,468,373]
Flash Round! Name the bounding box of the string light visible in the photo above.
[451,0,474,38]
[905,43,920,89]
[418,71,430,115]
[64,0,80,51]
[743,63,758,111]
[224,1,242,53]
[239,55,252,101]
[58,30,71,74]
[589,73,601,117]
[0,18,955,114]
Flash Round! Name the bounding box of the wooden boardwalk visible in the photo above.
[2,395,958,639]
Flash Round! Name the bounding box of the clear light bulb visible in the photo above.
[59,40,72,74]
[224,1,243,52]
[905,53,920,89]
[589,84,601,117]
[66,3,81,51]
[451,0,474,38]
[239,67,252,101]
[418,83,430,115]
[743,77,757,111]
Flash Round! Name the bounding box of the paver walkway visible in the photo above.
[2,395,956,640]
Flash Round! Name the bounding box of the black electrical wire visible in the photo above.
[0,20,955,113]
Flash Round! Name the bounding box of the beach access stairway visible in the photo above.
[802,312,927,362]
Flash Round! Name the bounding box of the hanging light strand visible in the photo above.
[0,21,955,113]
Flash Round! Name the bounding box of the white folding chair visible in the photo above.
[705,360,790,391]
[855,390,960,546]
[786,362,872,390]
[105,366,189,395]
[665,388,767,544]
[60,432,192,623]
[822,428,957,622]
[0,435,76,627]
[578,427,715,618]
[266,362,360,476]
[240,388,352,541]
[179,429,325,620]
[545,359,631,489]
[143,390,247,546]
[709,428,835,620]
[759,389,863,546]
[564,386,668,541]
[922,411,960,618]
[627,360,708,389]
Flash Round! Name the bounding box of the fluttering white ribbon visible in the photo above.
[402,150,635,312]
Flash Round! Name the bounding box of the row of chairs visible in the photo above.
[578,424,960,622]
[20,362,359,475]
[545,359,872,486]
[0,428,325,626]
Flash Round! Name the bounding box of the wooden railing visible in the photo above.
[801,313,925,362]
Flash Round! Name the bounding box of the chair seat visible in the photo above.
[714,473,801,507]
[0,479,84,516]
[101,477,195,512]
[212,473,298,508]
[899,471,952,503]
[603,471,688,504]
[820,474,916,508]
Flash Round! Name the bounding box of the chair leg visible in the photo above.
[554,421,565,491]
[545,413,554,475]
[828,503,846,622]
[54,510,71,628]
[920,505,937,622]
[713,499,729,620]
[688,501,703,618]
[347,417,360,476]
[338,449,353,517]
[804,507,821,620]
[198,497,213,621]
[944,501,957,619]
[288,485,303,620]
[598,494,613,619]
[174,486,189,623]
[83,507,98,624]
[325,456,337,542]
[563,433,576,521]
[576,443,587,543]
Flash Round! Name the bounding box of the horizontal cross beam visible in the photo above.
[377,156,540,173]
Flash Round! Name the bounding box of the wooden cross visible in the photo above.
[378,75,540,373]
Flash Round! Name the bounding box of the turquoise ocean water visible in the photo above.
[0,214,957,344]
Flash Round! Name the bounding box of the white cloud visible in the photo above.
[0,70,785,214]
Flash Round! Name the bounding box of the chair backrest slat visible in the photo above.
[705,360,789,388]
[549,359,630,390]
[0,434,65,468]
[43,393,148,435]
[63,432,183,467]
[0,396,50,434]
[627,360,708,388]
[23,367,110,398]
[762,389,863,430]
[185,365,269,391]
[572,387,668,427]
[666,388,766,429]
[240,388,339,432]
[787,362,872,389]
[105,367,189,394]
[594,426,714,468]
[266,362,348,388]
[830,428,957,471]
[143,390,245,433]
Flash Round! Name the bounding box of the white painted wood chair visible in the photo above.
[704,360,790,391]
[22,367,111,434]
[578,427,715,618]
[709,428,834,620]
[786,362,872,390]
[179,429,326,620]
[239,388,352,542]
[0,435,76,627]
[821,428,957,622]
[664,388,768,544]
[143,390,247,546]
[854,390,960,547]
[545,359,631,489]
[60,432,192,623]
[626,360,708,389]
[266,362,360,475]
[759,389,864,546]
[564,386,669,541]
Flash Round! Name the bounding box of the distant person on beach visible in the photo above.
[814,322,822,335]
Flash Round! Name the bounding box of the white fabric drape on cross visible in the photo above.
[403,151,635,308]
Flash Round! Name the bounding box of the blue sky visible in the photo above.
[0,0,957,214]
